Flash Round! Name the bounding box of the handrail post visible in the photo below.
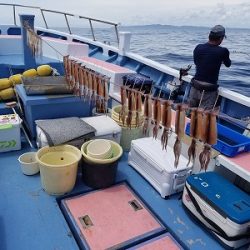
[114,24,119,45]
[119,32,131,55]
[19,14,37,69]
[13,5,16,25]
[64,14,72,34]
[89,19,96,41]
[40,9,48,29]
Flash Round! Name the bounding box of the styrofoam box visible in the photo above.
[128,137,193,198]
[0,114,21,153]
[182,173,250,249]
[36,115,121,148]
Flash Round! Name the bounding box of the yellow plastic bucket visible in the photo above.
[111,105,143,128]
[36,145,82,195]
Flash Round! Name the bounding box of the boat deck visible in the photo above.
[1,139,249,250]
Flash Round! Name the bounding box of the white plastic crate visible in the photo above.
[128,137,193,198]
[0,114,21,152]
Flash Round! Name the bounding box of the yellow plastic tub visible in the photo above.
[36,145,82,195]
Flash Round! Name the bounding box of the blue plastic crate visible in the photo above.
[185,122,250,157]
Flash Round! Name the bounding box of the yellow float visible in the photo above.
[0,78,12,90]
[9,74,22,85]
[37,65,52,76]
[0,87,15,100]
[23,68,37,77]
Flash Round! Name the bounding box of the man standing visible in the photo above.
[188,25,231,109]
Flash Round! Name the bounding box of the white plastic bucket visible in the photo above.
[36,145,82,195]
[87,139,112,159]
[18,152,39,175]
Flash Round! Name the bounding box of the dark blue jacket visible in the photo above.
[194,43,231,84]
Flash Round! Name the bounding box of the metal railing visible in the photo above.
[0,3,120,44]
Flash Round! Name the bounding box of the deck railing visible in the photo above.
[0,3,120,44]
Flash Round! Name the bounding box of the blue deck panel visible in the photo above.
[0,140,249,250]
[0,54,24,66]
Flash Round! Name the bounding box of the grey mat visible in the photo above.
[36,117,96,146]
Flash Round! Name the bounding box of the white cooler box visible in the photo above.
[0,114,21,153]
[128,137,193,198]
[36,115,121,148]
[182,172,250,249]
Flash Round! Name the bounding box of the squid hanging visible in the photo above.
[119,86,127,125]
[143,94,152,135]
[126,90,136,129]
[63,55,70,84]
[173,104,186,168]
[198,110,217,171]
[135,91,142,127]
[152,98,161,139]
[186,108,198,166]
[160,100,172,150]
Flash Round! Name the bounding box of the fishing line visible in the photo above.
[231,50,250,57]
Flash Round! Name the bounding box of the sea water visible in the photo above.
[66,25,250,97]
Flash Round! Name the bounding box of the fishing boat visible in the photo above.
[0,3,249,250]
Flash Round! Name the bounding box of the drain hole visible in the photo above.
[60,157,64,160]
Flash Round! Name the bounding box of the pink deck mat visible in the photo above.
[78,56,134,73]
[64,183,163,250]
[134,234,181,250]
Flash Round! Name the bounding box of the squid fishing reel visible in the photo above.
[167,65,192,100]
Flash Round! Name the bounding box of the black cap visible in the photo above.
[209,25,226,38]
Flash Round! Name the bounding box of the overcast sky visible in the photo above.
[3,0,250,28]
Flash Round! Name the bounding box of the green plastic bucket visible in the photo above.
[111,105,143,151]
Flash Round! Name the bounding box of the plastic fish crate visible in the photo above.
[185,122,250,157]
[0,114,21,152]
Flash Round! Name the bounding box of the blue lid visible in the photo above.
[186,172,250,224]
